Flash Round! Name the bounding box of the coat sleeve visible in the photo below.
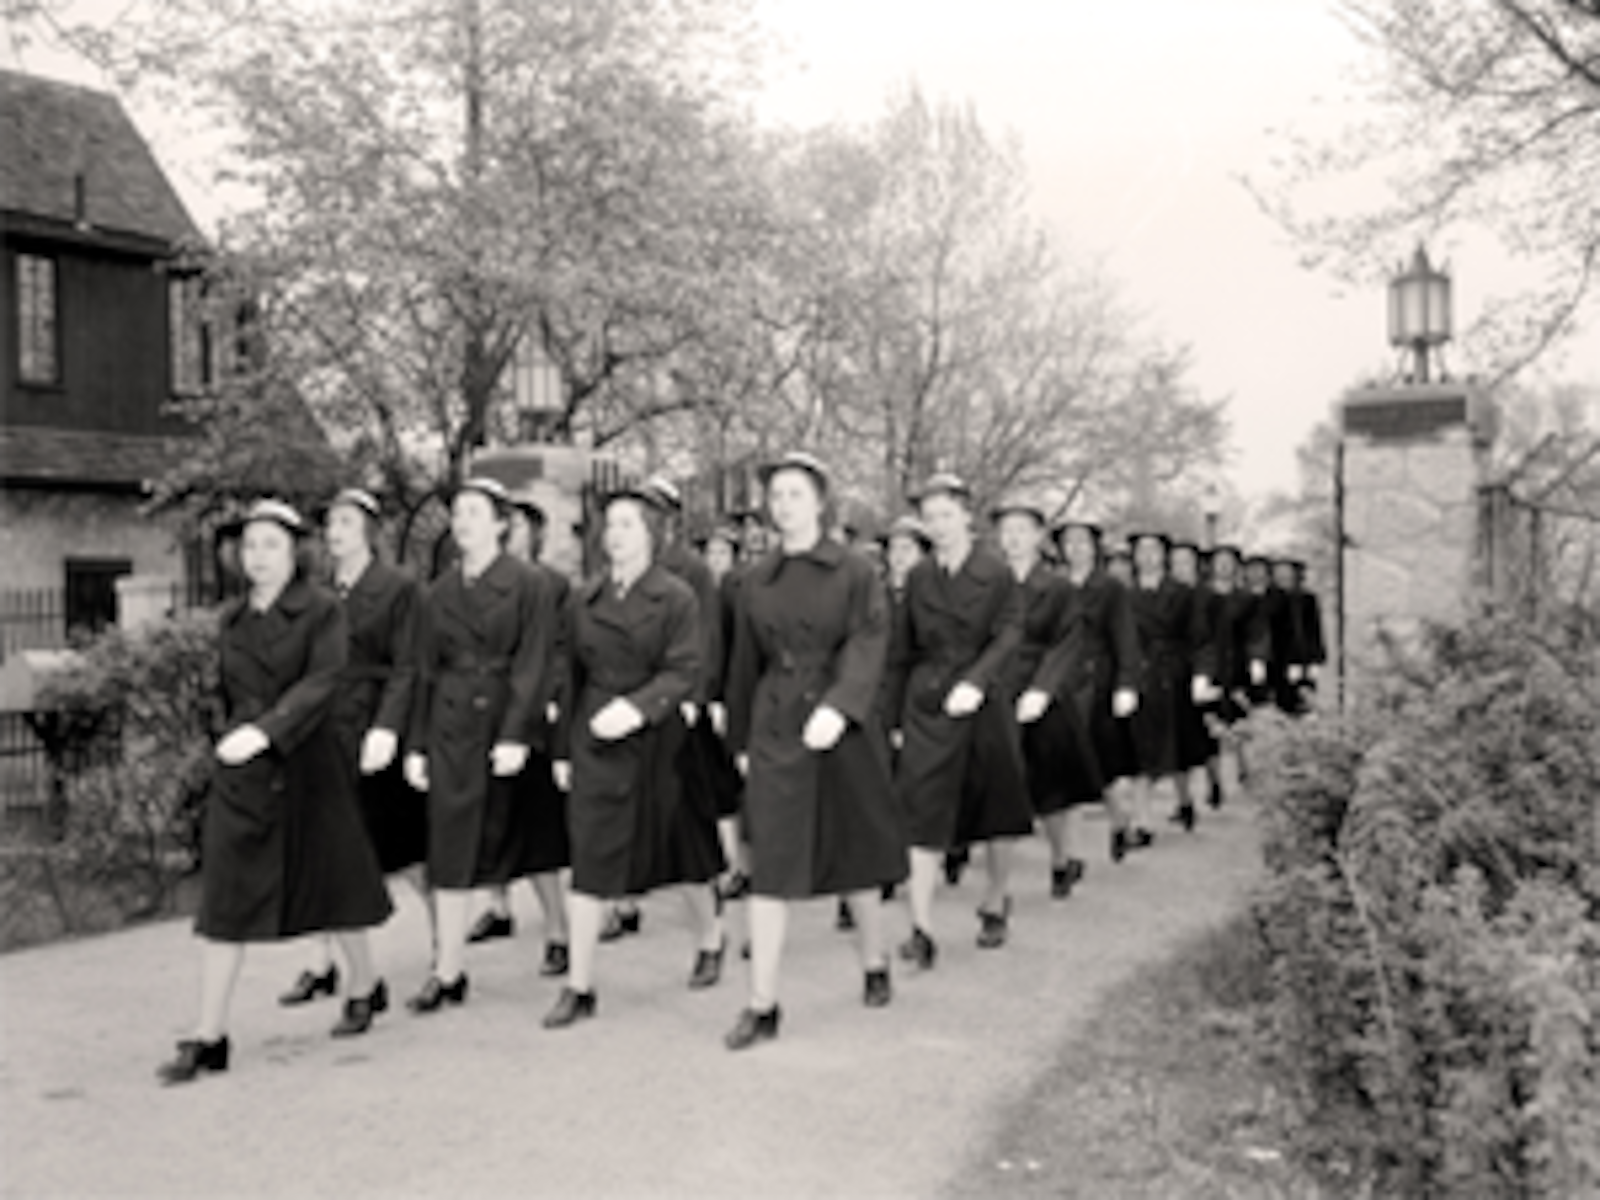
[1105,581,1141,694]
[623,587,701,726]
[373,576,420,737]
[255,596,348,755]
[961,572,1024,694]
[821,564,890,726]
[880,576,917,731]
[407,584,437,755]
[1029,582,1077,700]
[1303,593,1327,665]
[499,569,559,748]
[724,577,763,755]
[1189,587,1217,680]
[552,588,583,761]
[1244,593,1274,669]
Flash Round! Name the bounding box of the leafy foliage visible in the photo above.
[1252,615,1600,1195]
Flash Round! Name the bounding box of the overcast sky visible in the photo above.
[9,0,1596,502]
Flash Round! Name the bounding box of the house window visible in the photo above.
[16,253,59,385]
[169,274,214,395]
[64,558,132,639]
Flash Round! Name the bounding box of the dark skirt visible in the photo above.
[1178,692,1216,771]
[677,712,744,820]
[1070,676,1140,785]
[516,752,571,877]
[899,686,1033,851]
[568,714,724,899]
[1022,698,1105,815]
[198,730,393,942]
[354,760,428,876]
[1129,652,1188,779]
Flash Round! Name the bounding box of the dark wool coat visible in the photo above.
[1038,571,1141,786]
[1127,575,1212,778]
[725,540,906,898]
[559,562,720,897]
[1263,585,1305,714]
[410,554,562,889]
[1175,582,1219,769]
[1240,587,1278,707]
[659,541,742,820]
[329,560,427,875]
[886,545,1033,850]
[198,580,393,942]
[1205,585,1256,725]
[999,560,1103,815]
[514,562,572,876]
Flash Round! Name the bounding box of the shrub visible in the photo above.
[1252,615,1600,1197]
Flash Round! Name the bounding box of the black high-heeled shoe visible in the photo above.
[835,898,856,931]
[540,942,570,977]
[976,897,1012,950]
[599,906,642,943]
[279,965,339,1006]
[330,982,387,1038]
[405,973,468,1014]
[156,1036,230,1085]
[897,927,937,969]
[542,987,597,1029]
[1129,828,1155,850]
[863,967,892,1009]
[1111,828,1129,863]
[724,1005,781,1051]
[688,939,725,990]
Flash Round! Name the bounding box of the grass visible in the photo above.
[943,912,1337,1200]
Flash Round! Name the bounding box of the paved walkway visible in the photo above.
[1,795,1260,1199]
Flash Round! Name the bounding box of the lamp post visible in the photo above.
[512,326,565,444]
[1387,245,1452,384]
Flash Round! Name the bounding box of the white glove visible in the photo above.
[802,705,848,751]
[216,724,269,766]
[708,702,727,737]
[1287,664,1304,683]
[680,700,699,725]
[735,753,749,777]
[591,697,646,742]
[890,730,904,751]
[359,727,398,774]
[1112,688,1138,718]
[1306,665,1319,683]
[404,751,429,793]
[944,681,985,718]
[1249,660,1267,686]
[1190,676,1213,705]
[490,741,529,777]
[552,760,572,792]
[1016,689,1051,724]
[546,701,560,725]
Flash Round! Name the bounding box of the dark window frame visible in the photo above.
[15,251,62,387]
[168,272,215,397]
[63,557,133,639]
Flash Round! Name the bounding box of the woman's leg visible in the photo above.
[746,895,787,1011]
[532,872,569,945]
[846,889,886,969]
[195,939,246,1041]
[979,839,1015,916]
[566,892,604,994]
[906,846,941,935]
[331,930,377,996]
[682,883,724,953]
[432,888,470,983]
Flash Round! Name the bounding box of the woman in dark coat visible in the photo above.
[885,474,1031,968]
[1200,545,1254,806]
[995,504,1103,899]
[1169,541,1220,779]
[402,477,563,1014]
[279,488,427,1016]
[158,500,393,1085]
[722,452,906,1051]
[542,487,725,1029]
[1126,532,1214,838]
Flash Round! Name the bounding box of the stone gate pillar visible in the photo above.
[1337,381,1497,703]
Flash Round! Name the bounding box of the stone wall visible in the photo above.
[0,487,185,591]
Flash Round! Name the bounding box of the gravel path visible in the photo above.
[1,797,1260,1200]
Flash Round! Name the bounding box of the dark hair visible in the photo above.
[226,519,322,586]
[765,464,838,532]
[605,494,668,555]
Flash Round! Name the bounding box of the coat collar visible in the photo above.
[750,536,845,586]
[582,560,674,606]
[222,577,317,626]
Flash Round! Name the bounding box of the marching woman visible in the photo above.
[1200,545,1253,806]
[994,500,1102,899]
[706,526,753,900]
[465,497,572,978]
[543,486,725,1029]
[279,489,427,1016]
[402,477,563,1013]
[1125,532,1214,837]
[723,452,906,1050]
[158,500,392,1084]
[1168,541,1220,801]
[886,474,1031,966]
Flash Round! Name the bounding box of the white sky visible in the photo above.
[9,0,1596,500]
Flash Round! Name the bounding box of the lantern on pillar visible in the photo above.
[1387,245,1452,384]
[513,327,565,443]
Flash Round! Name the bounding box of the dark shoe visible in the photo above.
[540,942,570,977]
[740,939,752,961]
[1174,802,1196,832]
[943,848,969,886]
[156,1036,230,1085]
[976,898,1012,950]
[688,940,725,990]
[467,911,514,944]
[331,983,386,1038]
[724,1005,781,1051]
[863,967,892,1008]
[1051,866,1073,899]
[1111,828,1128,863]
[1208,779,1224,810]
[897,927,937,970]
[542,987,597,1029]
[599,906,642,943]
[405,973,468,1014]
[835,898,856,931]
[1130,828,1155,850]
[719,871,751,902]
[278,965,339,1006]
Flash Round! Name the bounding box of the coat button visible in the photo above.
[472,695,488,711]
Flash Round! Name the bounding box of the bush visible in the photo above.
[8,610,224,942]
[1252,615,1600,1197]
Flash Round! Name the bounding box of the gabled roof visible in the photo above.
[0,426,191,490]
[0,69,199,247]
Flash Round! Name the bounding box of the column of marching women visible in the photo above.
[156,463,1325,1083]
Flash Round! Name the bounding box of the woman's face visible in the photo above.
[1134,538,1167,579]
[886,534,924,579]
[451,491,506,558]
[324,502,369,563]
[704,539,736,577]
[1107,555,1133,586]
[919,492,970,552]
[241,521,296,592]
[1061,527,1097,573]
[997,513,1043,562]
[507,510,536,562]
[604,498,653,566]
[1171,547,1199,586]
[1212,553,1239,586]
[766,468,823,536]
